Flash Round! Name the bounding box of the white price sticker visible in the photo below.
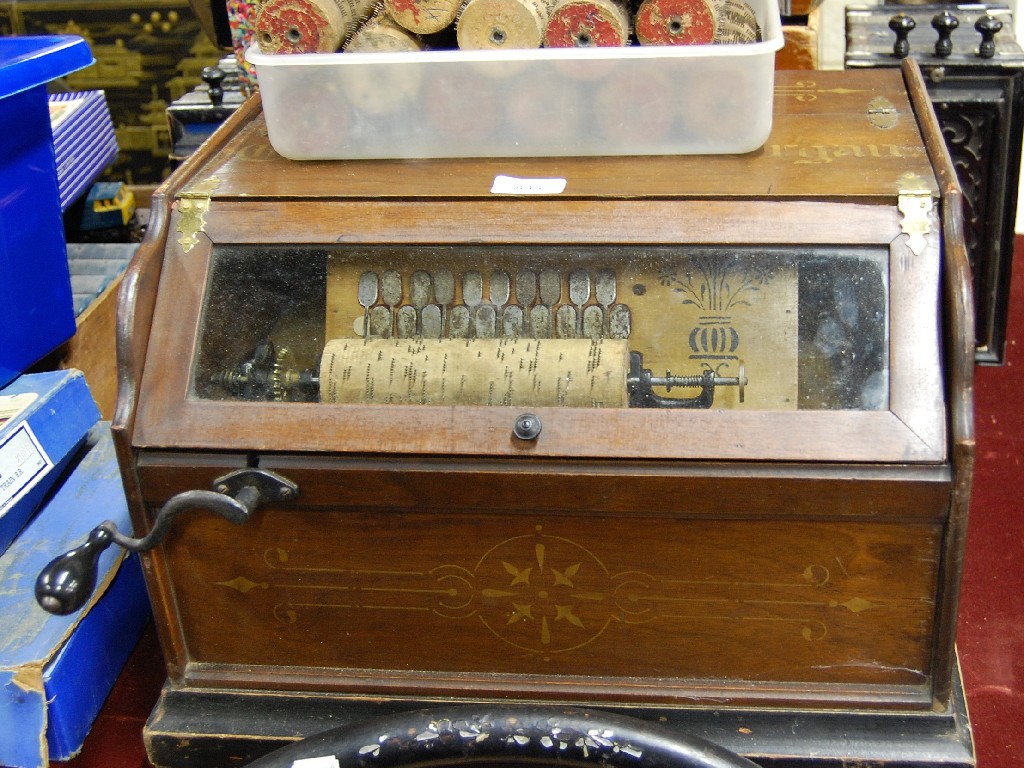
[491,175,567,195]
[0,423,51,514]
[290,757,341,768]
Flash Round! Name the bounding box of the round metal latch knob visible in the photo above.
[513,413,542,441]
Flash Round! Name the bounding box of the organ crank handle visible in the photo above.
[35,468,298,616]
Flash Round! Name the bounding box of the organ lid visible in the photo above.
[184,69,938,204]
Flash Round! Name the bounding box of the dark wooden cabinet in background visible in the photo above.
[847,3,1024,364]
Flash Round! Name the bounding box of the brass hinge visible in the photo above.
[897,174,934,258]
[176,176,220,252]
[867,96,898,129]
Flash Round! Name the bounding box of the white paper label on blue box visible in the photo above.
[0,392,38,425]
[491,175,567,195]
[0,422,52,514]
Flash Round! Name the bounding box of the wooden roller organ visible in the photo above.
[37,64,975,767]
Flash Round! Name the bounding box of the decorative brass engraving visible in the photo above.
[176,176,219,252]
[652,256,796,409]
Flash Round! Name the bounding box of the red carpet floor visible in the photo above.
[957,236,1024,766]
[51,242,1024,768]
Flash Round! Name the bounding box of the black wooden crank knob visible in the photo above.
[976,14,1002,59]
[35,524,116,615]
[932,11,958,57]
[889,14,916,59]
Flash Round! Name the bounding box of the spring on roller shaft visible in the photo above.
[626,356,747,407]
[642,369,746,391]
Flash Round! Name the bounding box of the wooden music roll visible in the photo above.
[457,0,554,49]
[320,337,629,407]
[634,0,716,45]
[543,0,630,47]
[713,0,760,43]
[635,0,759,45]
[384,0,464,35]
[345,15,425,50]
[256,0,380,52]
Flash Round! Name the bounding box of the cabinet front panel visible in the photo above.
[163,502,941,699]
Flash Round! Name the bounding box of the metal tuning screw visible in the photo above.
[975,14,1002,59]
[512,413,542,441]
[35,468,298,615]
[889,14,916,59]
[201,65,226,106]
[931,11,958,58]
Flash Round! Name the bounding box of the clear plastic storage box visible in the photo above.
[247,0,782,160]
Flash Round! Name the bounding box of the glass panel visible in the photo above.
[190,245,889,411]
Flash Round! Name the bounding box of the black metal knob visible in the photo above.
[35,468,297,615]
[976,14,1002,59]
[889,14,916,59]
[512,413,542,441]
[201,65,226,106]
[931,11,958,58]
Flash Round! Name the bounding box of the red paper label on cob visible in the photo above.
[257,0,337,52]
[386,0,463,34]
[388,0,423,26]
[635,0,715,45]
[543,0,629,47]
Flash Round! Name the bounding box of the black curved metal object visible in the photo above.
[626,352,745,409]
[35,468,297,615]
[244,706,758,768]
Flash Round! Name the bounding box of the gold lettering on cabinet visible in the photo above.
[767,144,928,164]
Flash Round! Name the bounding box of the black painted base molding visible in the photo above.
[144,665,974,768]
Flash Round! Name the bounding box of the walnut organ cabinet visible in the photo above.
[38,65,976,767]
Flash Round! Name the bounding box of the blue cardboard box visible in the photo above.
[0,369,100,555]
[0,35,94,387]
[0,425,150,768]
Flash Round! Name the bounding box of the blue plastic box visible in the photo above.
[0,36,94,388]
